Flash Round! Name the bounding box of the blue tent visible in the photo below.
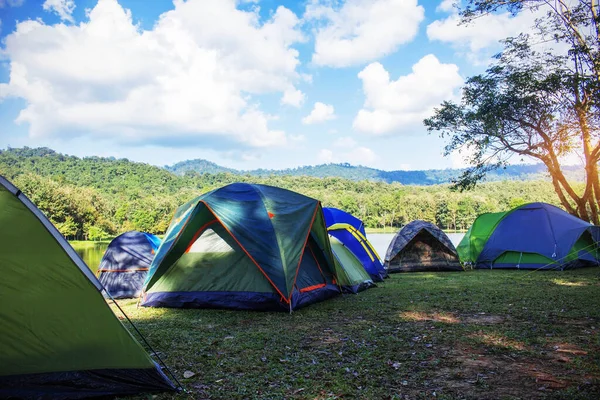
[462,202,600,270]
[97,231,161,298]
[323,207,387,281]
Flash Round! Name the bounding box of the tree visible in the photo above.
[424,0,600,222]
[84,224,108,241]
[56,216,78,239]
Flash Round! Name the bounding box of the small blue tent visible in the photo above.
[97,231,161,298]
[323,207,387,281]
[459,202,600,270]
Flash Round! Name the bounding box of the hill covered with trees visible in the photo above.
[167,158,585,185]
[0,147,578,240]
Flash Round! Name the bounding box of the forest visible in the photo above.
[0,147,580,240]
[167,155,585,185]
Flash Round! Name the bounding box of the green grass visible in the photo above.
[114,269,600,399]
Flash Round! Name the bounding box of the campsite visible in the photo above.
[1,0,600,398]
[2,171,600,399]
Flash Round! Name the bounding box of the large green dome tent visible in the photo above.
[141,183,343,311]
[0,176,175,398]
[457,202,600,270]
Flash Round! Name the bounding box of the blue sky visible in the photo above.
[0,0,544,170]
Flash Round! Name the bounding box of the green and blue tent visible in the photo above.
[0,176,175,399]
[141,183,343,311]
[457,202,600,270]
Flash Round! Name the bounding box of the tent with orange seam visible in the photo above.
[141,183,341,311]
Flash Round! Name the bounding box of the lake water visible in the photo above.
[71,241,109,274]
[70,232,465,273]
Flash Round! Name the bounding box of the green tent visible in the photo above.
[329,236,374,293]
[0,176,175,398]
[141,183,341,311]
[457,203,600,270]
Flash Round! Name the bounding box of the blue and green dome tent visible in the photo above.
[0,176,175,398]
[323,207,387,281]
[141,183,347,311]
[97,231,161,299]
[457,202,600,270]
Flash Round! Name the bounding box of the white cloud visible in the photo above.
[302,102,336,124]
[427,5,544,63]
[305,0,424,68]
[450,145,477,169]
[43,0,76,22]
[289,134,306,144]
[318,148,334,163]
[347,146,376,163]
[0,0,304,149]
[300,73,313,84]
[281,87,305,107]
[333,136,356,148]
[353,54,463,135]
[436,0,455,13]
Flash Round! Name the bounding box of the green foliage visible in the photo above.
[56,216,78,238]
[0,147,582,235]
[85,224,109,241]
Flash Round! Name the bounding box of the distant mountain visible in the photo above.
[166,159,585,185]
[166,159,237,175]
[1,146,584,186]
